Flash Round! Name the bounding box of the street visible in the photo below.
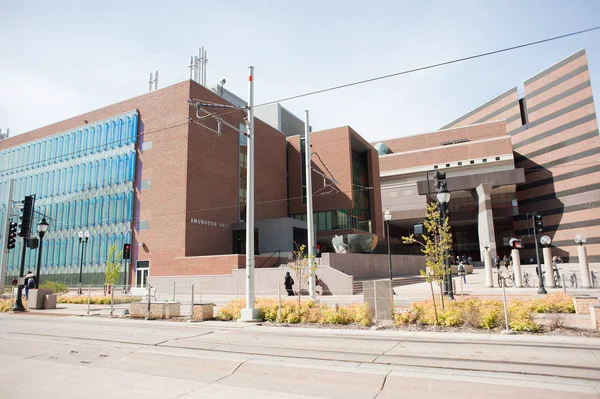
[1,314,599,398]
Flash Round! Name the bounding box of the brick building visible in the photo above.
[379,49,600,263]
[0,80,382,287]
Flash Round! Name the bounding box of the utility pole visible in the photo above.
[240,66,260,321]
[304,111,316,299]
[0,179,14,290]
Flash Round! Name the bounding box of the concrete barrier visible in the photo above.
[590,304,600,330]
[573,296,598,314]
[28,289,53,309]
[192,304,215,321]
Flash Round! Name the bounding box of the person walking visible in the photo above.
[24,271,35,301]
[494,255,501,270]
[458,262,467,284]
[284,272,295,296]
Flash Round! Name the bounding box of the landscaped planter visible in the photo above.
[130,302,181,319]
[191,304,215,321]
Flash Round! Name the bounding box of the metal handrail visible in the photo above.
[258,249,281,268]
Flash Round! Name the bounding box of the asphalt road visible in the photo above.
[1,314,599,398]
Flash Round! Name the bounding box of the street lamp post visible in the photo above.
[78,230,89,294]
[384,209,393,282]
[35,218,49,288]
[436,181,454,300]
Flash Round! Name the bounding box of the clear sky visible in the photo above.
[1,0,599,143]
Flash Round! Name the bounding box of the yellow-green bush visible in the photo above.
[528,293,574,313]
[39,281,68,294]
[57,295,141,305]
[395,294,572,332]
[0,298,27,312]
[217,298,372,326]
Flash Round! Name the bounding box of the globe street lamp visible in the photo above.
[78,230,90,294]
[384,209,392,283]
[35,218,49,288]
[436,181,454,300]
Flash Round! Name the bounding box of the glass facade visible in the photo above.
[293,209,372,232]
[0,111,138,284]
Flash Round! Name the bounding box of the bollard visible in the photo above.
[578,244,592,288]
[172,281,176,302]
[146,284,151,320]
[277,283,282,323]
[484,247,494,288]
[511,248,523,288]
[562,272,567,294]
[190,284,195,321]
[110,287,114,317]
[542,247,555,288]
[87,284,91,317]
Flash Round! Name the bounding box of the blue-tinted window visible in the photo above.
[129,153,136,181]
[82,199,89,228]
[96,196,103,225]
[102,194,109,224]
[89,198,96,226]
[126,191,134,221]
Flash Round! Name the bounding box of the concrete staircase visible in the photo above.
[352,275,425,295]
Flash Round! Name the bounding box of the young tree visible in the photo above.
[104,243,123,292]
[288,244,317,305]
[402,202,453,320]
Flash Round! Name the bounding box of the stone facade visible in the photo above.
[590,304,600,330]
[130,301,181,319]
[191,304,215,321]
[572,296,598,314]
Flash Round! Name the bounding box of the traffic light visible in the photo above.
[7,222,17,250]
[534,213,543,234]
[18,195,34,238]
[123,243,131,260]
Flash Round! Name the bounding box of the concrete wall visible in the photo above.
[319,253,425,280]
[149,265,354,296]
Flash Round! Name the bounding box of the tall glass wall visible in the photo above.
[0,111,138,285]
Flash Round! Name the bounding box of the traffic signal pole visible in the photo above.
[532,212,547,295]
[0,179,15,291]
[13,195,34,311]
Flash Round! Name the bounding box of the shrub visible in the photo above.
[217,298,372,326]
[0,298,27,312]
[57,295,141,305]
[39,281,68,294]
[396,296,547,332]
[547,313,568,330]
[528,293,574,313]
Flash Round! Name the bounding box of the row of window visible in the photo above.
[2,153,136,200]
[7,232,132,270]
[293,208,371,232]
[34,192,134,231]
[0,113,138,175]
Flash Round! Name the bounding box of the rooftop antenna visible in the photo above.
[202,48,208,86]
[154,70,159,91]
[189,56,194,81]
[148,72,154,92]
[0,128,9,140]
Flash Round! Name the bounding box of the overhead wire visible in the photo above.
[203,26,600,120]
